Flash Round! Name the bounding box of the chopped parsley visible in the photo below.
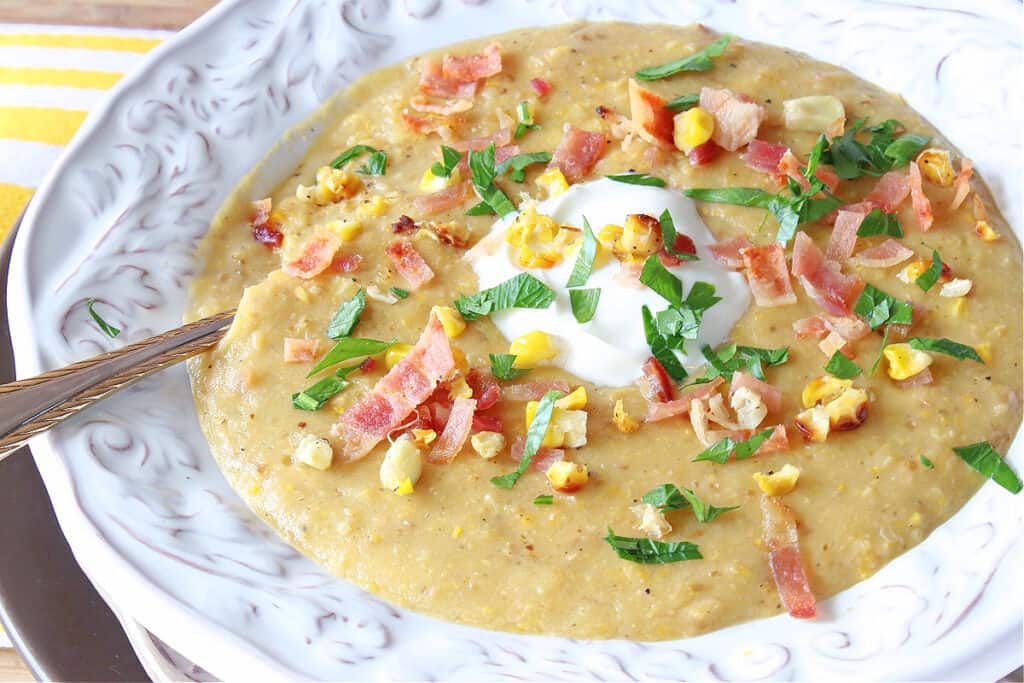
[604,529,702,563]
[489,353,531,381]
[634,34,731,81]
[533,494,554,505]
[390,286,410,300]
[694,343,789,383]
[666,92,700,112]
[659,209,698,261]
[606,172,666,187]
[643,305,689,381]
[454,272,556,320]
[693,428,775,464]
[86,298,120,338]
[467,144,516,217]
[640,254,683,306]
[491,390,561,488]
[641,483,737,523]
[920,455,935,469]
[569,288,601,323]
[825,350,862,379]
[495,151,552,182]
[907,337,984,363]
[566,217,598,288]
[853,283,913,329]
[513,100,540,139]
[952,441,1022,494]
[820,118,930,180]
[330,144,387,175]
[430,145,462,178]
[868,326,891,377]
[292,367,356,411]
[325,288,365,340]
[306,337,393,378]
[915,249,943,292]
[639,269,724,382]
[856,208,904,238]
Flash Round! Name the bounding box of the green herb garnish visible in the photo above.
[495,151,552,182]
[920,455,935,469]
[641,483,737,522]
[634,34,731,81]
[642,305,688,381]
[330,144,387,175]
[825,350,862,379]
[491,390,561,488]
[569,288,601,323]
[326,288,365,340]
[566,217,598,288]
[467,144,516,217]
[640,254,683,306]
[606,172,667,187]
[694,428,774,464]
[868,325,892,376]
[430,145,462,178]
[659,209,698,261]
[820,118,930,180]
[856,208,904,238]
[907,337,984,363]
[86,298,120,338]
[489,353,531,381]
[679,487,739,523]
[694,343,789,383]
[390,287,410,300]
[306,337,393,377]
[853,284,913,330]
[952,441,1022,494]
[514,100,540,139]
[292,369,353,411]
[533,494,554,505]
[666,93,700,112]
[454,272,556,320]
[915,249,943,292]
[604,529,702,564]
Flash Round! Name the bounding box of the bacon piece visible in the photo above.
[793,313,868,358]
[392,215,419,234]
[442,42,502,81]
[791,232,864,316]
[360,357,378,373]
[329,253,362,273]
[501,379,572,402]
[466,369,500,411]
[645,377,725,422]
[895,367,933,389]
[386,238,434,290]
[740,244,797,307]
[730,371,782,415]
[471,413,503,433]
[848,239,914,268]
[409,95,473,116]
[418,59,479,98]
[283,233,341,279]
[530,77,552,98]
[951,158,973,210]
[428,396,477,464]
[250,198,283,248]
[688,139,722,166]
[793,315,828,340]
[402,112,456,140]
[640,358,675,403]
[333,313,455,461]
[628,78,675,147]
[452,128,513,153]
[658,234,697,267]
[907,162,934,231]
[413,180,474,215]
[761,495,816,619]
[708,236,753,270]
[549,126,608,183]
[509,437,565,473]
[283,338,319,364]
[699,86,765,152]
[778,150,840,194]
[864,171,911,212]
[743,140,788,174]
[754,424,789,456]
[826,210,865,263]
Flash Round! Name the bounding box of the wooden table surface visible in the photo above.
[0,2,215,677]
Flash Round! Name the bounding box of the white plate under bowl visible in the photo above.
[7,0,1023,679]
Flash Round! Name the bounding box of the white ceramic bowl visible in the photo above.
[8,0,1023,679]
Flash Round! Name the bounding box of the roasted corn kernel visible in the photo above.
[753,463,801,496]
[509,331,559,368]
[385,343,414,369]
[419,166,461,193]
[613,399,640,433]
[411,428,437,447]
[730,386,768,430]
[824,387,869,431]
[526,401,564,448]
[556,386,588,411]
[546,460,589,493]
[357,194,388,217]
[802,375,854,408]
[615,213,663,261]
[470,431,505,460]
[975,220,1000,242]
[535,167,569,197]
[293,434,334,470]
[379,434,423,493]
[325,219,363,242]
[673,106,715,152]
[782,95,845,132]
[916,149,955,187]
[883,343,933,381]
[552,409,588,448]
[631,503,671,539]
[939,278,973,298]
[313,166,361,204]
[431,305,466,338]
[794,405,829,442]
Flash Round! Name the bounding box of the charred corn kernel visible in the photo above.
[673,106,715,151]
[448,376,473,400]
[975,343,992,364]
[450,346,469,374]
[975,220,1000,242]
[897,260,930,284]
[394,478,414,496]
[516,245,563,269]
[293,434,334,470]
[526,402,564,448]
[366,284,399,304]
[509,331,559,368]
[631,503,672,539]
[293,286,311,303]
[357,194,388,217]
[598,223,623,245]
[379,434,423,493]
[753,464,801,497]
[411,428,437,447]
[419,165,461,193]
[556,386,588,410]
[546,460,589,493]
[505,220,531,246]
[939,278,973,298]
[916,148,955,187]
[431,305,466,338]
[802,375,854,408]
[730,386,768,430]
[794,405,830,442]
[825,388,869,431]
[613,399,640,433]
[314,166,361,204]
[782,95,845,132]
[615,213,663,261]
[536,167,569,197]
[325,219,363,241]
[552,409,588,448]
[883,343,934,380]
[385,343,414,369]
[470,431,505,459]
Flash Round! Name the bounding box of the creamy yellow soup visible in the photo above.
[187,22,1022,640]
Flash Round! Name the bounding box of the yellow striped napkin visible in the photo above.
[0,24,171,241]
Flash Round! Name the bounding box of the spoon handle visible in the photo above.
[0,310,235,461]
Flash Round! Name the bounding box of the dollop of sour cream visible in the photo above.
[468,178,750,387]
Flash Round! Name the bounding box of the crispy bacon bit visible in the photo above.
[418,59,480,98]
[793,313,869,358]
[640,357,675,403]
[402,112,457,140]
[645,377,725,422]
[761,495,816,619]
[428,396,477,464]
[471,413,503,433]
[708,236,754,270]
[329,253,363,273]
[848,239,914,268]
[549,126,608,183]
[826,210,865,263]
[778,149,840,194]
[442,42,502,81]
[425,221,471,248]
[530,77,552,98]
[392,215,419,234]
[743,139,788,174]
[501,379,572,402]
[730,371,782,415]
[409,95,473,116]
[333,313,455,462]
[741,244,797,307]
[452,128,513,153]
[283,338,319,364]
[754,424,790,456]
[413,180,474,215]
[791,232,864,316]
[386,238,434,290]
[688,139,722,166]
[864,171,911,213]
[895,367,933,389]
[359,357,377,373]
[466,369,501,410]
[250,198,283,248]
[628,78,675,147]
[283,233,342,279]
[658,234,698,267]
[699,86,765,152]
[951,158,973,210]
[907,162,934,231]
[509,437,565,473]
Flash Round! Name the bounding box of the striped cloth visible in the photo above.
[0,24,171,241]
